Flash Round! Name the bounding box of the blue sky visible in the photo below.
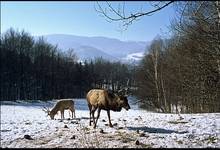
[1,1,175,42]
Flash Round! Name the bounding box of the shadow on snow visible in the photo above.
[127,126,188,134]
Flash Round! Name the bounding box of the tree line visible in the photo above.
[0,28,135,101]
[1,2,219,113]
[135,1,220,113]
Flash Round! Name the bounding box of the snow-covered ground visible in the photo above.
[1,99,220,148]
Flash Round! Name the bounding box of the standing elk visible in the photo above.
[86,88,130,128]
[43,99,76,120]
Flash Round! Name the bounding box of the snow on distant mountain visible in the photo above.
[123,51,145,61]
[74,46,118,62]
[36,34,150,63]
[121,51,145,64]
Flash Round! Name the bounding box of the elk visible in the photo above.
[86,88,130,128]
[43,99,76,120]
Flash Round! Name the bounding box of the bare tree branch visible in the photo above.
[95,1,175,28]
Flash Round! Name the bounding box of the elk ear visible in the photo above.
[42,107,47,113]
[42,106,50,114]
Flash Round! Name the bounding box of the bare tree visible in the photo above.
[95,1,174,29]
[65,48,78,63]
[149,38,162,109]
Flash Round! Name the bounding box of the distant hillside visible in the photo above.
[35,34,150,63]
[74,45,118,62]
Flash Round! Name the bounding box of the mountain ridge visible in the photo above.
[35,34,150,63]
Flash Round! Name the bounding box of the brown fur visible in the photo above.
[48,99,76,120]
[86,89,130,128]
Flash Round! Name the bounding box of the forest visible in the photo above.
[0,29,135,100]
[135,2,220,113]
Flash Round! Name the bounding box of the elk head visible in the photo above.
[116,79,130,110]
[116,91,130,110]
[42,106,53,119]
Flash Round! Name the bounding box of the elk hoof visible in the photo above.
[135,140,140,145]
[113,123,118,126]
[99,129,104,133]
[70,135,76,139]
[109,124,113,127]
[24,134,33,140]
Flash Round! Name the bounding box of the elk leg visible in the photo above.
[91,107,97,128]
[95,108,101,128]
[61,110,64,120]
[89,110,92,126]
[63,110,65,119]
[72,109,74,119]
[63,110,64,119]
[60,110,62,119]
[73,108,76,118]
[107,110,113,127]
[70,108,75,119]
[88,104,92,126]
[68,110,71,119]
[68,109,72,119]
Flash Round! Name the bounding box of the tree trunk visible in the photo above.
[160,71,168,112]
[151,49,160,107]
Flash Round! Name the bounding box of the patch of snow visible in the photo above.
[0,99,220,148]
[124,52,145,61]
[121,51,145,65]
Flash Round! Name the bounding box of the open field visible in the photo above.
[1,99,220,148]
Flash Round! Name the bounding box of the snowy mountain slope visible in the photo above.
[74,46,118,62]
[1,99,219,148]
[121,51,145,64]
[35,34,150,62]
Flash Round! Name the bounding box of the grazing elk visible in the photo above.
[43,99,76,120]
[86,89,130,128]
